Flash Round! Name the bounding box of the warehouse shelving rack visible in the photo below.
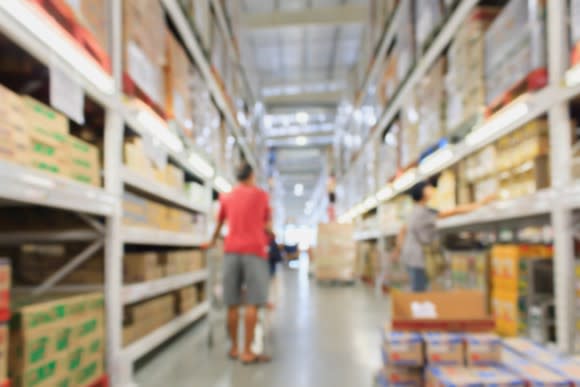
[0,1,257,386]
[340,1,580,353]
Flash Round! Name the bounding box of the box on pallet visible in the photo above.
[502,350,568,387]
[423,333,464,366]
[382,331,423,367]
[0,85,29,166]
[315,223,356,281]
[427,366,525,387]
[464,333,501,366]
[165,30,193,134]
[390,290,494,332]
[377,365,423,386]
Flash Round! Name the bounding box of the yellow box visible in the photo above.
[22,96,69,135]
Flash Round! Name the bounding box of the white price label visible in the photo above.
[50,66,85,124]
[411,301,437,319]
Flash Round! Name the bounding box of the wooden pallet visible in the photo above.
[28,0,111,73]
[485,68,548,117]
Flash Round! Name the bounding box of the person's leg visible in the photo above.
[227,306,239,357]
[416,267,428,292]
[240,255,270,363]
[222,254,243,358]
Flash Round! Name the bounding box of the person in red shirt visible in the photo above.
[209,163,271,364]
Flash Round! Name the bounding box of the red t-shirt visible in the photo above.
[218,185,271,258]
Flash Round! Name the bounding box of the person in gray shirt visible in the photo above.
[393,179,495,292]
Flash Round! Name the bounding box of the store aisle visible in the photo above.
[135,262,389,387]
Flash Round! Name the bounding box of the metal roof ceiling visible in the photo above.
[238,0,369,223]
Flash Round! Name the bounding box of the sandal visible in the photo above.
[240,354,272,365]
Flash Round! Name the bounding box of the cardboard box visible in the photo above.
[21,96,69,135]
[124,252,162,283]
[465,333,501,366]
[378,366,423,386]
[423,333,464,366]
[382,331,424,367]
[390,290,494,332]
[315,223,356,280]
[165,31,192,132]
[428,366,525,387]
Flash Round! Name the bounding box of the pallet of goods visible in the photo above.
[415,58,446,152]
[122,0,167,118]
[446,7,499,135]
[124,249,205,283]
[484,0,547,116]
[314,223,357,282]
[10,292,106,387]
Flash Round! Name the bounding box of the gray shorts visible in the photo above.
[223,253,269,306]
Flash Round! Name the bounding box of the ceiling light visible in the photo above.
[294,184,304,197]
[394,169,417,191]
[418,147,454,176]
[137,110,184,153]
[215,176,232,193]
[188,152,214,179]
[296,111,309,124]
[296,136,308,146]
[466,102,529,147]
[0,2,115,95]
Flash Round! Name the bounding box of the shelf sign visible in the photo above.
[50,65,85,124]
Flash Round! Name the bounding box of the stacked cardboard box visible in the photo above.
[123,191,206,234]
[10,293,105,387]
[124,249,206,284]
[484,0,546,105]
[64,0,109,56]
[165,31,193,135]
[175,286,198,314]
[0,85,29,166]
[446,7,499,130]
[491,244,552,336]
[123,0,166,108]
[448,250,489,293]
[123,294,175,346]
[15,244,104,285]
[400,94,420,167]
[315,223,356,281]
[415,58,446,151]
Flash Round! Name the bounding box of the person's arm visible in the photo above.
[209,217,225,248]
[437,194,498,219]
[392,224,407,259]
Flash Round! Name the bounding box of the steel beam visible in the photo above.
[241,4,367,29]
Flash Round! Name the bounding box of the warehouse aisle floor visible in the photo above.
[135,259,389,387]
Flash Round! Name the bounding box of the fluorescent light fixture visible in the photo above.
[188,152,214,179]
[418,147,454,175]
[296,111,309,124]
[137,110,184,153]
[296,136,308,146]
[376,185,394,202]
[394,169,417,191]
[566,65,580,87]
[466,102,529,147]
[215,176,232,193]
[294,183,304,197]
[0,2,115,95]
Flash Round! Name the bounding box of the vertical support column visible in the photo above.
[105,0,134,385]
[547,0,575,353]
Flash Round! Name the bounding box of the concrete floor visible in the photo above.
[135,262,389,387]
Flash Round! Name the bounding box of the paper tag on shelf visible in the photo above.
[50,65,85,124]
[411,301,437,318]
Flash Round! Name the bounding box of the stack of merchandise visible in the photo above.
[414,58,446,152]
[0,85,102,186]
[462,119,550,202]
[165,31,193,136]
[378,0,414,108]
[10,293,105,387]
[502,338,580,385]
[428,170,456,212]
[124,137,187,191]
[315,223,356,281]
[191,75,221,153]
[15,244,104,285]
[448,250,489,293]
[123,294,175,346]
[491,244,553,337]
[356,241,379,282]
[124,249,206,283]
[572,0,580,66]
[400,94,420,168]
[446,7,499,131]
[123,0,166,111]
[123,191,207,234]
[484,0,546,107]
[175,286,199,314]
[64,0,109,57]
[379,330,506,386]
